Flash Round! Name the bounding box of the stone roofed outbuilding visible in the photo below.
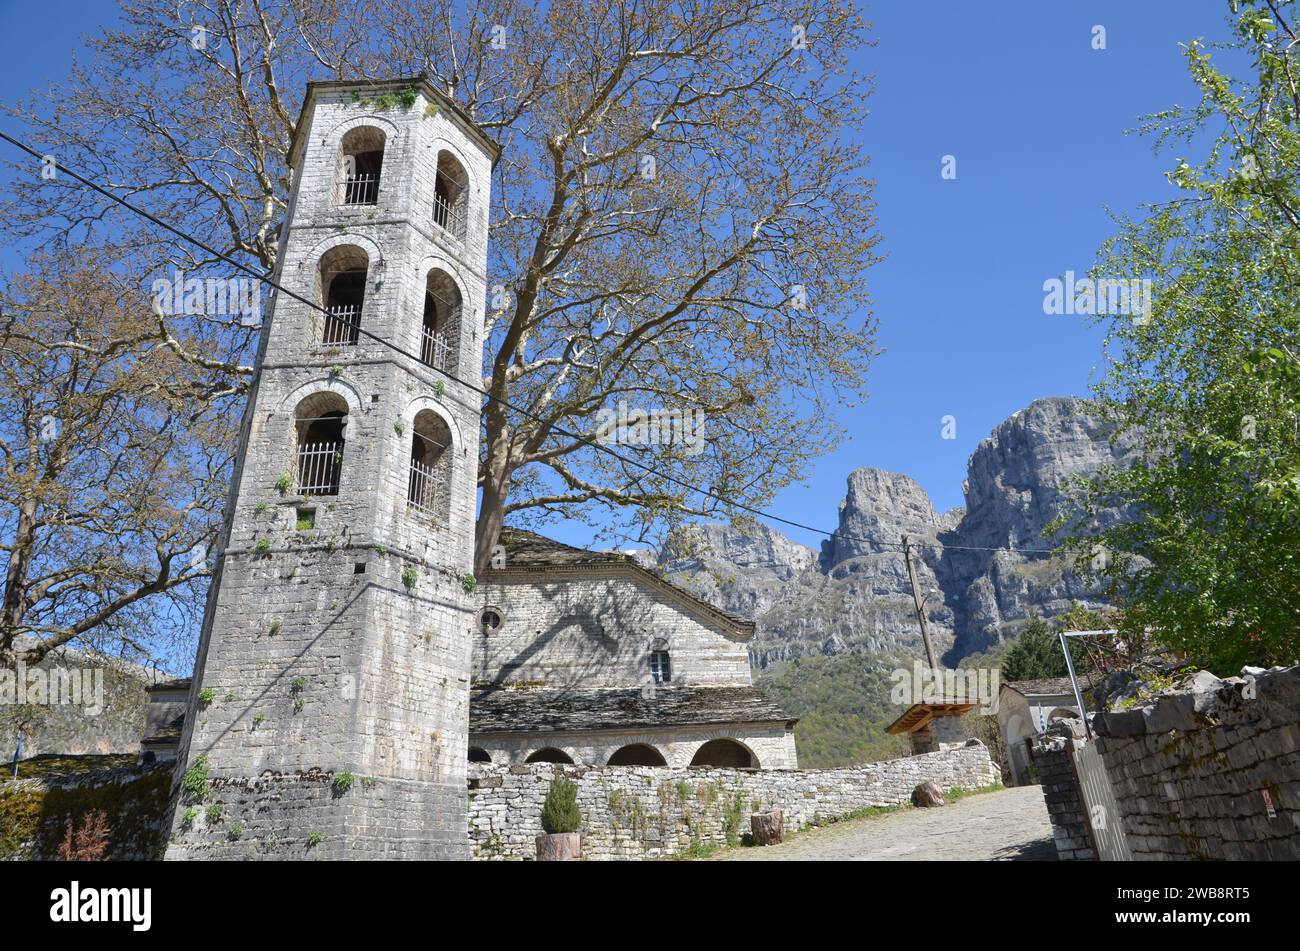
[997,675,1098,786]
[469,528,798,769]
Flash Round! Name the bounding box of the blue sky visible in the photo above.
[0,0,1237,553]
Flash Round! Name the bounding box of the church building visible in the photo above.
[470,529,798,769]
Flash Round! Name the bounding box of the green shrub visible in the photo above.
[182,755,211,801]
[462,573,477,594]
[540,776,581,835]
[275,474,293,494]
[255,537,271,554]
[197,687,214,707]
[306,831,323,847]
[333,772,356,794]
[401,567,418,589]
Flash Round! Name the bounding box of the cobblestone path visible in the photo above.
[711,785,1057,861]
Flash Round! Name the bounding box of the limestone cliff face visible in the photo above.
[657,397,1133,666]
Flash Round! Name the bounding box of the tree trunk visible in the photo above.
[535,832,581,861]
[750,810,784,846]
[474,471,508,577]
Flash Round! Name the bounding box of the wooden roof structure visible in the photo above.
[886,701,979,735]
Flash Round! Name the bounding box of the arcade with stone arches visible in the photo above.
[465,731,775,770]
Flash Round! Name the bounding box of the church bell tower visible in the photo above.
[166,78,497,859]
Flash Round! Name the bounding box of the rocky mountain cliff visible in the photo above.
[658,397,1138,667]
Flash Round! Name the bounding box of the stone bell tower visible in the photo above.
[166,78,498,860]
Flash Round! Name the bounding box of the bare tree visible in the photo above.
[0,254,241,667]
[3,0,880,583]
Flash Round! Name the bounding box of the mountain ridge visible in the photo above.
[656,396,1135,667]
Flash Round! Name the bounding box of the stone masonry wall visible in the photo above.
[1029,727,1095,860]
[0,764,172,861]
[1090,664,1300,861]
[475,570,752,689]
[466,741,998,860]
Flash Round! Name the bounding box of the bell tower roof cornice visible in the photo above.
[288,76,503,170]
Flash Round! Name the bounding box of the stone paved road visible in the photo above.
[712,785,1056,861]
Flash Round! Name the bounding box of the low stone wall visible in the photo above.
[467,740,999,860]
[0,762,171,860]
[1090,664,1300,861]
[1029,727,1095,861]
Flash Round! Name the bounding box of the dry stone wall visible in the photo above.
[466,741,999,860]
[1029,726,1095,860]
[0,763,171,860]
[1090,665,1300,861]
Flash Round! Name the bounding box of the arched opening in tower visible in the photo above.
[338,126,386,205]
[293,392,349,495]
[421,270,461,372]
[433,150,469,239]
[318,245,369,345]
[407,409,452,517]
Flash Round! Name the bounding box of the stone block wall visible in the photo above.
[1090,665,1300,861]
[1029,729,1095,860]
[0,763,171,860]
[466,741,999,860]
[475,569,753,689]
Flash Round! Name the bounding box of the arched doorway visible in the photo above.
[607,744,667,767]
[525,747,573,764]
[689,739,759,769]
[1005,713,1033,786]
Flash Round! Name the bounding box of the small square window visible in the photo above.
[295,508,316,530]
[354,562,366,575]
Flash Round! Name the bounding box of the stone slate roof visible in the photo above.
[470,685,795,735]
[148,677,192,693]
[489,528,755,636]
[1003,677,1092,698]
[496,527,629,567]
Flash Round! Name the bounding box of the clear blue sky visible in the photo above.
[0,0,1236,553]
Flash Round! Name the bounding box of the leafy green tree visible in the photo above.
[1056,0,1300,674]
[1001,615,1083,683]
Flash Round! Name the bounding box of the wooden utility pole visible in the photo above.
[902,534,939,672]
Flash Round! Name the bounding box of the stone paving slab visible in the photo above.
[711,785,1057,861]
